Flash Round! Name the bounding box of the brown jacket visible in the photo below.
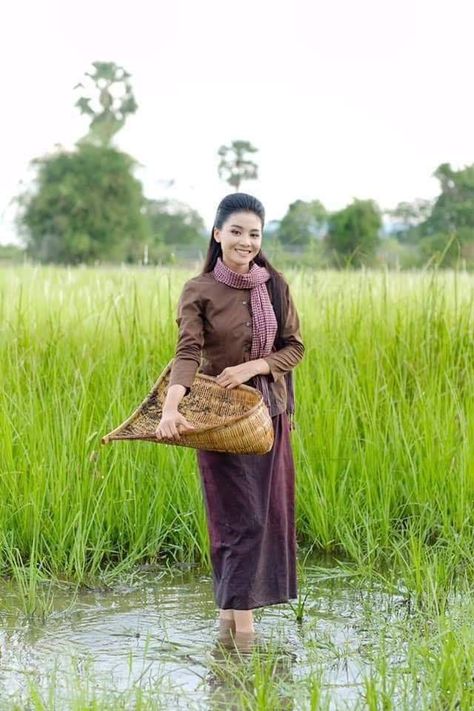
[168,272,305,417]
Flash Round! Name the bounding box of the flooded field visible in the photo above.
[2,267,474,709]
[2,557,473,710]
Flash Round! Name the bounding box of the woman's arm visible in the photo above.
[156,280,204,440]
[162,383,188,413]
[156,383,196,440]
[168,279,205,395]
[215,357,270,389]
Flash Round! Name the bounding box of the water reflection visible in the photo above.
[0,559,417,708]
[206,633,297,710]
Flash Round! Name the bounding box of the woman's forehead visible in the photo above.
[225,212,262,230]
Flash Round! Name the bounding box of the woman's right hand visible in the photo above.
[155,410,196,442]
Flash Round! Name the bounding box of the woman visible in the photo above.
[155,192,305,642]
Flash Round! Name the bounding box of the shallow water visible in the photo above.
[0,558,418,709]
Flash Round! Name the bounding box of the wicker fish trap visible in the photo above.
[101,360,274,454]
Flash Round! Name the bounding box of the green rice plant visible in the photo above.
[205,639,296,710]
[287,545,317,622]
[0,535,54,620]
[13,656,172,711]
[294,268,474,586]
[402,600,474,710]
[0,264,473,602]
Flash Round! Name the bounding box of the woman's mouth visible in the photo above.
[235,248,252,256]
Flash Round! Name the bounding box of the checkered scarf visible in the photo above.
[213,257,277,411]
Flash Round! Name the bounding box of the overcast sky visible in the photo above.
[2,0,473,244]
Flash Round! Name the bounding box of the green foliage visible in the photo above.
[376,237,422,269]
[17,144,150,264]
[418,231,468,268]
[412,163,474,267]
[74,61,138,147]
[386,198,433,243]
[426,162,474,234]
[276,199,327,247]
[217,139,258,191]
[0,243,25,263]
[326,198,382,267]
[1,266,472,585]
[146,198,206,248]
[382,163,474,268]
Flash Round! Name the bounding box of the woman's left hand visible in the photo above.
[215,362,257,389]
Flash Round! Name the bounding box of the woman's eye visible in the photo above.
[231,229,259,237]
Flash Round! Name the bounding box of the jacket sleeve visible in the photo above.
[263,281,305,383]
[168,280,204,394]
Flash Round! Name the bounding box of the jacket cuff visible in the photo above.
[168,358,199,393]
[262,355,282,383]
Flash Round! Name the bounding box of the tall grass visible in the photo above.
[1,265,473,600]
[293,268,474,607]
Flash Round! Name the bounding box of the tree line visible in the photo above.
[4,61,473,270]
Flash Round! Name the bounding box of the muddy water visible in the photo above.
[0,559,414,709]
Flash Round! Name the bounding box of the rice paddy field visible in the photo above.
[1,264,474,710]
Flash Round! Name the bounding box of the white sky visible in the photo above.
[2,0,474,244]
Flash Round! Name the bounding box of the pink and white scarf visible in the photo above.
[213,257,277,411]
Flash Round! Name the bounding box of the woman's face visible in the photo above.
[213,211,263,274]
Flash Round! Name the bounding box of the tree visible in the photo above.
[17,144,150,264]
[145,198,206,247]
[276,199,327,247]
[217,140,258,191]
[15,61,149,264]
[385,199,433,243]
[326,199,382,267]
[74,61,138,147]
[418,231,464,268]
[421,163,474,236]
[414,163,474,267]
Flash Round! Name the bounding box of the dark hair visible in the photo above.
[202,192,288,344]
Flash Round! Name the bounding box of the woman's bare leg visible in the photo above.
[218,609,256,636]
[233,609,255,634]
[219,609,234,621]
[218,608,235,636]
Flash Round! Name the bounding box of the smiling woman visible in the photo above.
[213,214,263,274]
[155,192,305,645]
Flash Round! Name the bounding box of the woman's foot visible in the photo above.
[218,618,235,635]
[231,629,258,653]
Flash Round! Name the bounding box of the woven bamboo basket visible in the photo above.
[101,360,274,454]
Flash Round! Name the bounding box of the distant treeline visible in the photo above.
[5,150,472,270]
[4,61,474,270]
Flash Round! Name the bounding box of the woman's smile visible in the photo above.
[213,211,263,273]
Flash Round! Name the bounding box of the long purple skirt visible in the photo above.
[196,411,297,610]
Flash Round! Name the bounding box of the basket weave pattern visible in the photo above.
[101,362,274,454]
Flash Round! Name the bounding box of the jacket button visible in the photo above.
[246,321,251,326]
[242,300,247,304]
